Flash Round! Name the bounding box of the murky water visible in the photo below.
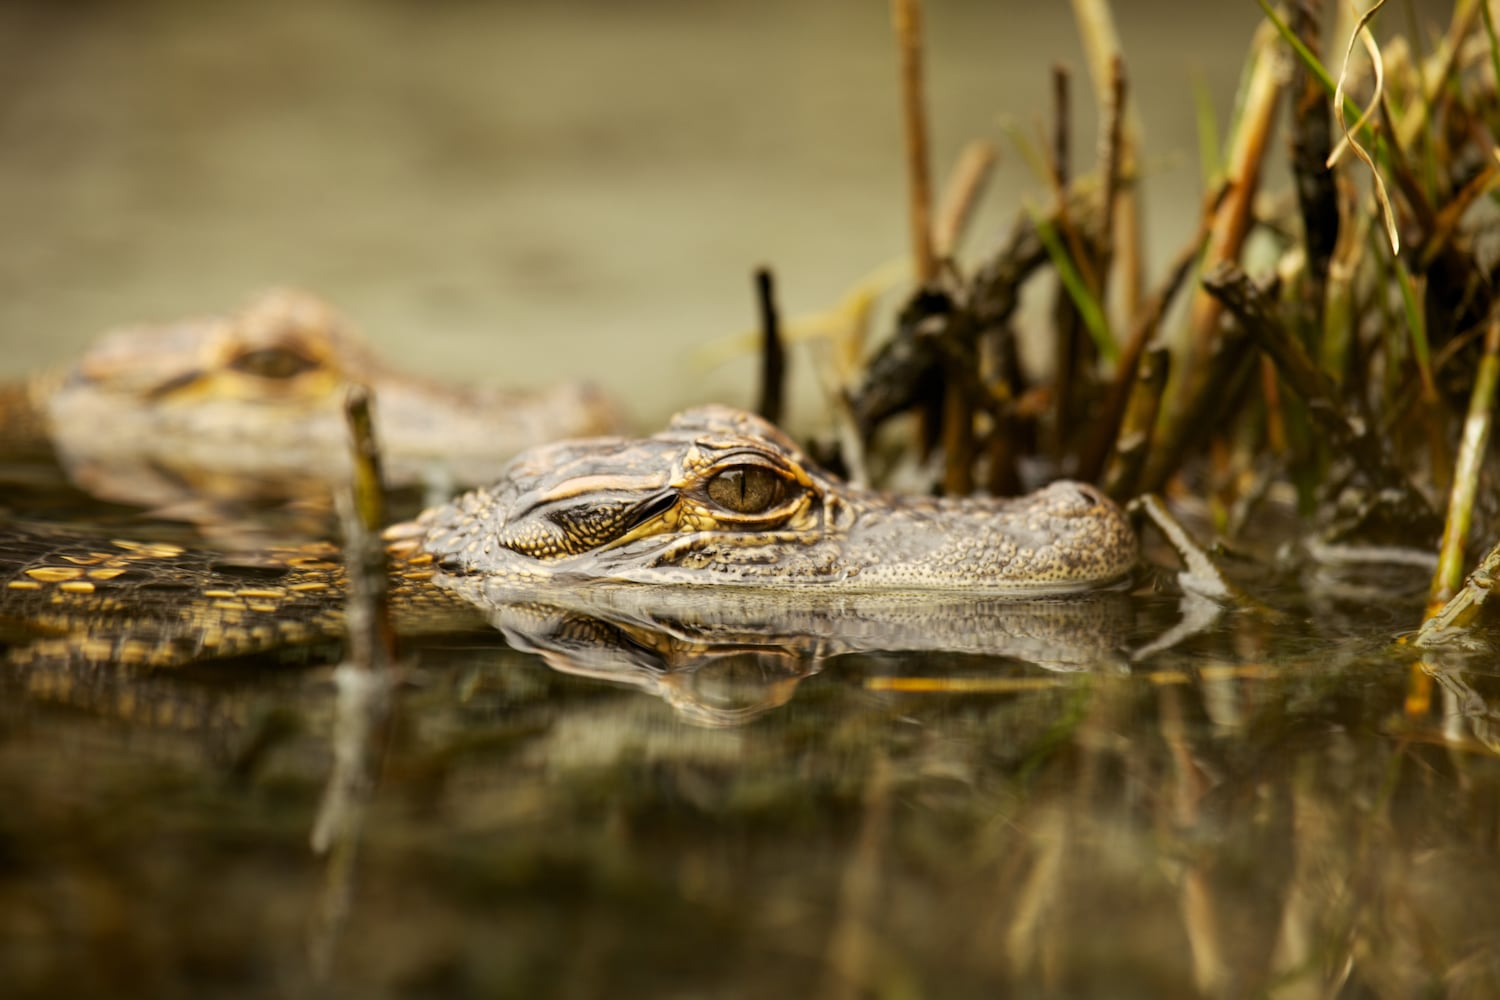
[5,525,1499,997]
[2,2,1496,998]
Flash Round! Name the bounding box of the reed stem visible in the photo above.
[892,0,936,286]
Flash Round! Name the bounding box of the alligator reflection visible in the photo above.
[466,585,1134,726]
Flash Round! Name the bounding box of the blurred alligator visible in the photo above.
[1,406,1137,672]
[0,289,624,521]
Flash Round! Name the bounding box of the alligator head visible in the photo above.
[417,406,1137,594]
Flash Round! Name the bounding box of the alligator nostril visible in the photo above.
[1073,486,1099,508]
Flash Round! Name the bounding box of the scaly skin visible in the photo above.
[417,405,1137,594]
[0,525,481,669]
[4,289,625,511]
[2,406,1137,671]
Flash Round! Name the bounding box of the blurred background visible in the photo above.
[0,1,1286,429]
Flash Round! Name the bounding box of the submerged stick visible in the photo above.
[316,386,398,849]
[892,0,937,286]
[317,383,394,687]
[340,385,396,674]
[310,384,399,973]
[1132,494,1239,601]
[753,267,787,427]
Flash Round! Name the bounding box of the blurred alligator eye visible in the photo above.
[229,347,319,379]
[706,465,784,514]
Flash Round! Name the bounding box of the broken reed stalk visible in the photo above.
[941,369,975,496]
[1097,54,1128,271]
[1031,207,1114,363]
[1040,66,1101,296]
[342,384,396,673]
[1102,345,1169,500]
[1046,54,1128,460]
[892,0,936,287]
[1319,178,1366,382]
[1184,21,1282,366]
[1427,318,1500,614]
[1052,63,1072,194]
[1069,0,1143,315]
[970,182,1095,328]
[1257,355,1287,455]
[1289,0,1338,329]
[932,140,997,261]
[984,394,1022,497]
[1048,62,1082,458]
[1392,262,1451,495]
[1138,22,1281,494]
[310,383,398,952]
[890,0,952,475]
[1479,0,1500,107]
[939,301,977,496]
[1201,264,1433,521]
[1078,187,1221,484]
[1137,287,1255,496]
[753,267,787,427]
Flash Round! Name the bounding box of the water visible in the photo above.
[3,481,1498,997]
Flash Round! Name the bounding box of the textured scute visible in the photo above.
[418,408,1138,593]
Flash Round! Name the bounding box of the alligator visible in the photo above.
[416,405,1136,591]
[0,289,625,518]
[1,405,1138,673]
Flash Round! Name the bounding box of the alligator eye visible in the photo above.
[229,347,319,379]
[706,465,784,514]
